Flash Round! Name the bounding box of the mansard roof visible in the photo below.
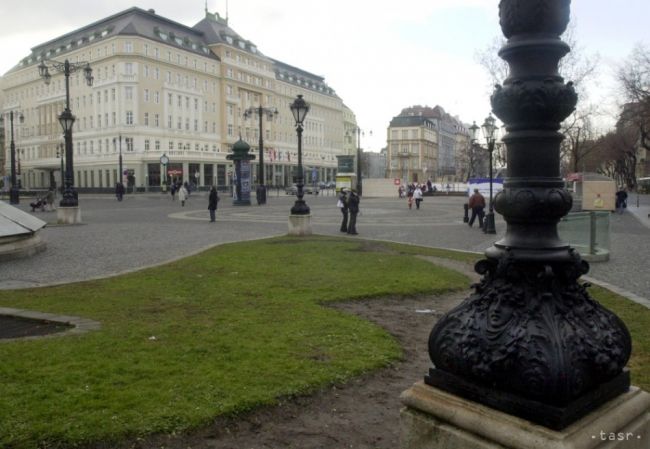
[271,58,338,98]
[192,11,264,57]
[11,7,218,74]
[389,115,437,128]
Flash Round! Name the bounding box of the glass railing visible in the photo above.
[558,211,610,262]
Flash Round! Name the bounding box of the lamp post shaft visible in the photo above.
[356,128,363,196]
[9,111,19,204]
[258,105,264,186]
[484,140,497,234]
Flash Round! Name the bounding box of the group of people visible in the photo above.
[401,183,425,210]
[170,181,190,207]
[337,188,360,235]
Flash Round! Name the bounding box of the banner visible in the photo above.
[467,178,504,197]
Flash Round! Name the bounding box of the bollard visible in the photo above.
[463,203,469,223]
[589,211,597,255]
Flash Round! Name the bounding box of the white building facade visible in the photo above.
[1,8,351,191]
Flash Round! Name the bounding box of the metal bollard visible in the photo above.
[463,203,469,223]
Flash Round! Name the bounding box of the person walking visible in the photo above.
[115,182,125,201]
[208,186,219,222]
[45,187,55,211]
[347,189,360,235]
[413,185,423,210]
[170,182,177,201]
[407,185,414,209]
[468,188,486,228]
[615,187,628,214]
[337,188,349,232]
[178,183,188,207]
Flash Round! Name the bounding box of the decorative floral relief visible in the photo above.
[428,256,631,405]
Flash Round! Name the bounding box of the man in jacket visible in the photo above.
[468,188,486,228]
[338,188,349,232]
[347,190,360,235]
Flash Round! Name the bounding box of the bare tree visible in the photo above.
[617,44,650,172]
[594,127,638,188]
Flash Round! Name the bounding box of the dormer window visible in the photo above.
[238,41,246,49]
[225,36,233,44]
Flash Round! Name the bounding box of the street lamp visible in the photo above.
[160,153,169,192]
[424,0,631,432]
[113,135,124,190]
[0,111,24,204]
[243,105,278,205]
[481,114,497,234]
[39,59,93,208]
[346,127,372,196]
[289,94,310,215]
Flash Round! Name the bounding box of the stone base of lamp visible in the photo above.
[57,206,81,225]
[288,214,312,236]
[400,382,650,449]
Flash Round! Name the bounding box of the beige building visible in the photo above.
[1,7,351,191]
[386,105,470,184]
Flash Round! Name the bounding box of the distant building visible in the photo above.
[1,7,354,190]
[386,105,470,183]
[362,150,386,179]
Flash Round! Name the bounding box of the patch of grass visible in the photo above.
[590,285,650,391]
[0,236,469,449]
[381,241,482,263]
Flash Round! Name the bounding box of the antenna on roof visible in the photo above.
[205,0,208,14]
[226,0,229,23]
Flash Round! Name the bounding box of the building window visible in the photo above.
[125,86,133,100]
[126,138,134,151]
[155,140,160,151]
[144,140,150,151]
[154,114,159,127]
[126,111,133,125]
[154,91,159,104]
[144,89,149,102]
[168,115,172,128]
[112,112,116,125]
[144,112,149,126]
[125,62,133,75]
[227,124,233,136]
[124,41,133,53]
[169,141,174,150]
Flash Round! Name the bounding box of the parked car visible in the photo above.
[285,184,320,195]
[319,181,336,189]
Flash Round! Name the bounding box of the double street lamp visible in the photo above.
[243,105,278,205]
[469,115,497,235]
[1,111,24,204]
[289,94,310,215]
[38,59,93,207]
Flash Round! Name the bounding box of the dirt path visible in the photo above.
[105,258,478,449]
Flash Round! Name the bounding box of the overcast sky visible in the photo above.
[1,0,648,151]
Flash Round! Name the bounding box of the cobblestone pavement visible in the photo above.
[1,191,648,303]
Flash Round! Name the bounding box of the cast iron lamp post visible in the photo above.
[57,144,65,195]
[0,111,24,204]
[481,114,497,234]
[113,135,124,188]
[346,127,371,196]
[38,59,93,207]
[289,94,310,215]
[426,0,631,431]
[243,105,278,205]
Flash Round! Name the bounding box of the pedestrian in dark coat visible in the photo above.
[338,188,349,232]
[115,182,125,201]
[347,190,360,235]
[208,186,219,222]
[615,187,628,214]
[468,188,486,228]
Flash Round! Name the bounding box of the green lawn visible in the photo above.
[0,236,468,449]
[0,236,647,448]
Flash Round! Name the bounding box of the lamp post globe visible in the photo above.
[289,95,310,215]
